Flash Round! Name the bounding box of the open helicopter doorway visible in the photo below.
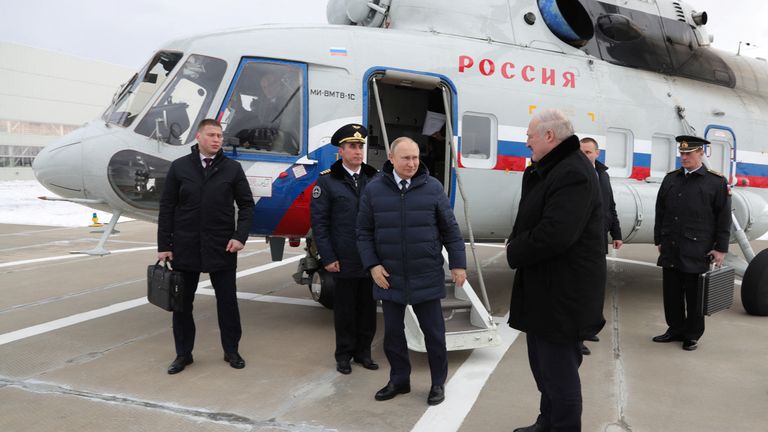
[365,70,453,192]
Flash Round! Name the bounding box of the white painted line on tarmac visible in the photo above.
[0,246,157,269]
[0,254,308,346]
[411,316,519,432]
[0,298,148,346]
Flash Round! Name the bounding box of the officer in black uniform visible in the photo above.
[310,124,379,374]
[652,135,731,351]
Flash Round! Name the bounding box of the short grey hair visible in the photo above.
[389,136,418,154]
[533,109,574,142]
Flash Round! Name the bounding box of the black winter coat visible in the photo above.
[357,161,466,305]
[310,159,378,278]
[158,145,255,272]
[596,160,622,253]
[654,166,731,273]
[506,135,606,342]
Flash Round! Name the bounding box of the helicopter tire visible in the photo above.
[741,248,768,316]
[309,269,335,310]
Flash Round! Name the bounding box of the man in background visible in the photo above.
[579,136,623,355]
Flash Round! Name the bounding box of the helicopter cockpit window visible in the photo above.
[103,51,183,127]
[134,55,227,145]
[220,61,303,156]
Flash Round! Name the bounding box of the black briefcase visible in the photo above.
[147,260,185,312]
[698,265,735,316]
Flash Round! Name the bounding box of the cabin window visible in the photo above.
[460,112,497,169]
[651,134,676,178]
[103,51,183,127]
[221,60,304,156]
[134,55,227,145]
[605,127,633,177]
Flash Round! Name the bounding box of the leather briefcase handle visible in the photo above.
[154,259,175,271]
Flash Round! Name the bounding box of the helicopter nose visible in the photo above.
[33,132,85,199]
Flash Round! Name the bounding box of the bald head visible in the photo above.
[579,137,600,167]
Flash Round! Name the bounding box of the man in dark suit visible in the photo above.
[579,137,623,355]
[507,109,606,432]
[311,124,379,375]
[653,135,731,351]
[158,118,255,374]
[357,137,466,406]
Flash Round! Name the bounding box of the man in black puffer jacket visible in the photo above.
[357,137,466,406]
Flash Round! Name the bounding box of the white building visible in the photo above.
[0,42,133,179]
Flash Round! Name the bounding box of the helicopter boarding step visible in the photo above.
[404,249,500,352]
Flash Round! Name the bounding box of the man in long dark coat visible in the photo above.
[311,124,379,375]
[158,118,255,374]
[652,135,731,351]
[506,109,606,432]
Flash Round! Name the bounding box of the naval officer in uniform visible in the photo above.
[311,124,379,375]
[653,135,731,351]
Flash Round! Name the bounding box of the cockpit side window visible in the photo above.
[103,51,183,127]
[219,59,304,156]
[134,55,227,145]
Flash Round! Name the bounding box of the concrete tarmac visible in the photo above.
[0,221,766,431]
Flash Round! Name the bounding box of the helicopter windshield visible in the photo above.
[102,51,183,127]
[133,54,227,145]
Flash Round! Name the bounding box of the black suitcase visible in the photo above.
[698,265,735,316]
[147,260,186,312]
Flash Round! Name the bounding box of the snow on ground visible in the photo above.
[0,180,130,227]
[1,180,766,239]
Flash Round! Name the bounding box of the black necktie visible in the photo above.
[352,173,359,188]
[203,158,213,169]
[400,179,408,191]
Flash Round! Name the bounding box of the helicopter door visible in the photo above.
[365,69,455,194]
[217,58,312,237]
[704,126,735,183]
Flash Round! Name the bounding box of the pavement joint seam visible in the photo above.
[607,257,633,432]
[0,376,338,431]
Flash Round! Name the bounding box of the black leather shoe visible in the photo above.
[336,359,352,374]
[224,352,245,369]
[585,334,600,342]
[353,358,379,370]
[374,382,410,401]
[427,385,445,405]
[683,339,698,351]
[580,342,591,355]
[167,355,193,375]
[513,423,550,432]
[652,332,682,343]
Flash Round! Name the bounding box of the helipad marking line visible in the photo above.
[0,255,305,346]
[0,246,157,269]
[411,316,519,432]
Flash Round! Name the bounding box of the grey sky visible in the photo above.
[1,0,766,68]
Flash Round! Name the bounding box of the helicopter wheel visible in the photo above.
[309,269,335,310]
[741,249,768,316]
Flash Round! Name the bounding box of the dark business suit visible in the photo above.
[158,144,254,356]
[654,165,730,340]
[596,160,622,253]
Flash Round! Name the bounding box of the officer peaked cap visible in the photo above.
[331,124,368,146]
[675,135,709,153]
